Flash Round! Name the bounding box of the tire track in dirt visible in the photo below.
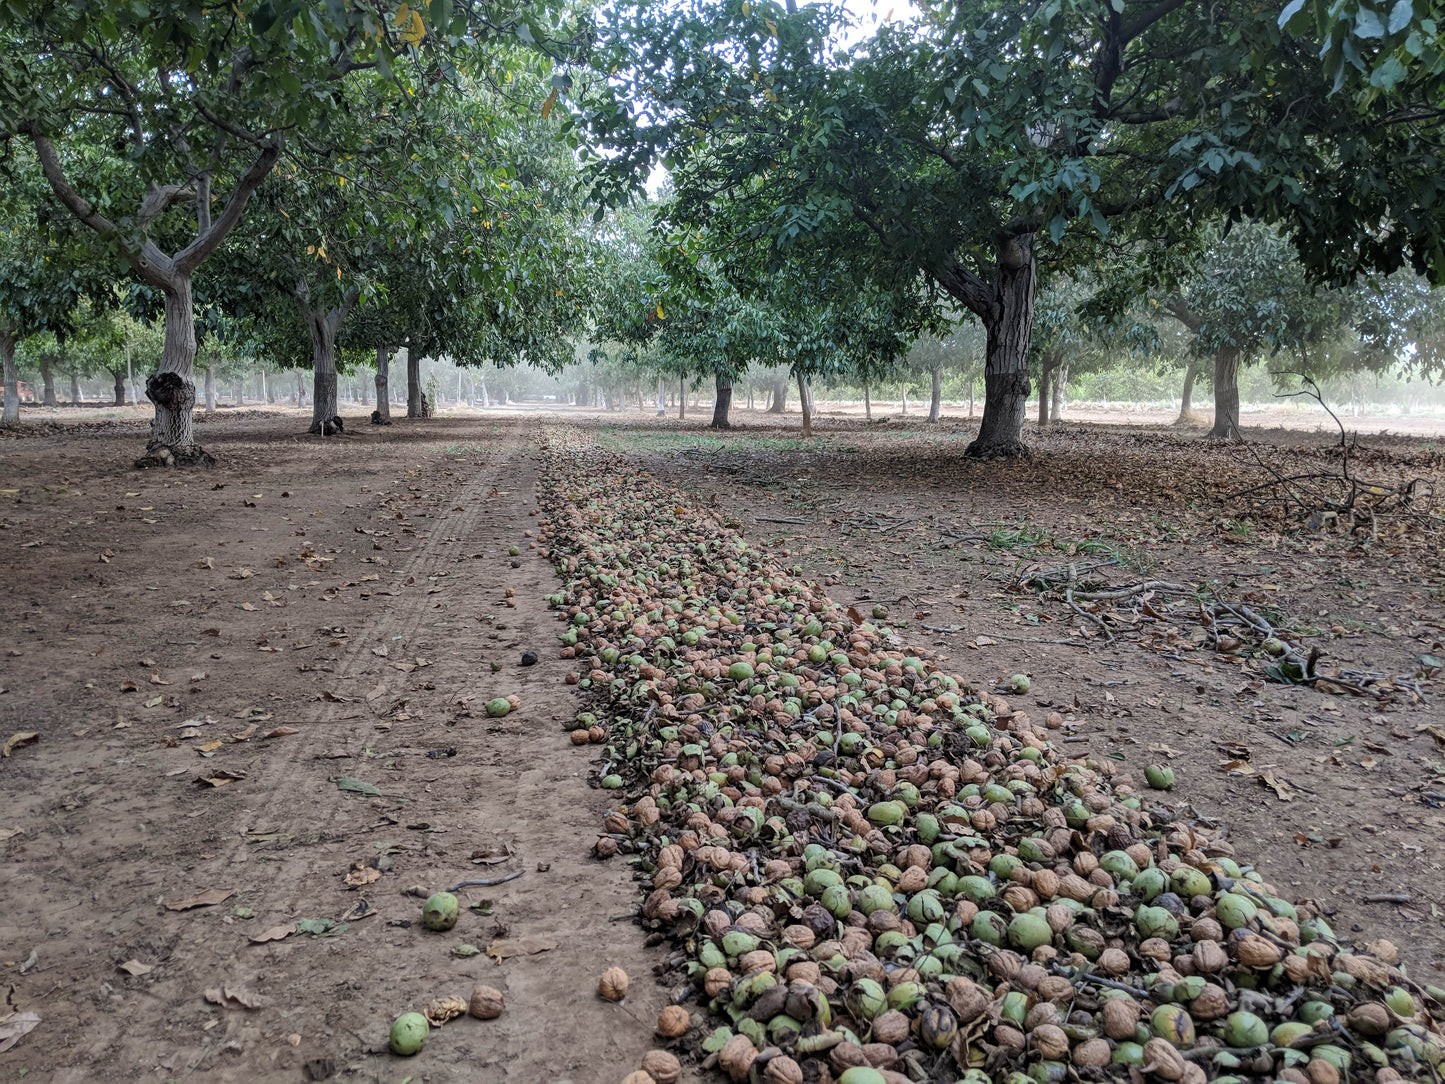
[1,418,684,1083]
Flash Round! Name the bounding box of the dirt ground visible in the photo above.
[0,413,687,1083]
[2,403,1443,1083]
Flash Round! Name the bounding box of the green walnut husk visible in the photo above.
[422,891,459,931]
[389,1012,428,1055]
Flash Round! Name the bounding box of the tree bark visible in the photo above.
[479,374,490,407]
[678,376,685,420]
[928,363,943,422]
[69,370,81,404]
[407,351,425,417]
[1175,360,1201,424]
[768,374,787,413]
[656,375,666,416]
[711,372,733,429]
[204,359,216,413]
[797,369,812,438]
[111,368,126,406]
[937,235,1036,458]
[373,347,392,422]
[864,383,871,421]
[40,355,57,406]
[900,383,908,415]
[1209,345,1241,440]
[235,379,244,406]
[1038,347,1062,427]
[1,327,19,424]
[142,277,210,465]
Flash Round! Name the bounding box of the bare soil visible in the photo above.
[0,415,686,1083]
[2,404,1443,1083]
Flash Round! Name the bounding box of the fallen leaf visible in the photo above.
[485,936,557,960]
[318,690,353,703]
[118,959,153,977]
[165,887,235,911]
[239,602,257,612]
[1,731,39,758]
[264,726,300,738]
[143,695,164,708]
[0,827,21,841]
[195,556,215,569]
[204,986,266,1009]
[197,740,223,754]
[1260,770,1296,801]
[0,1011,41,1054]
[333,776,381,796]
[195,770,247,787]
[228,568,255,580]
[295,917,347,937]
[249,924,294,944]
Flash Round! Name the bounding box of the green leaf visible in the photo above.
[1278,0,1306,30]
[295,917,348,937]
[1389,0,1415,35]
[1354,8,1386,38]
[334,776,381,796]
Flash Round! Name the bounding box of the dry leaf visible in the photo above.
[343,863,381,888]
[120,680,138,692]
[485,936,557,960]
[195,557,214,569]
[196,740,223,754]
[195,769,247,788]
[165,887,235,911]
[228,568,255,580]
[249,924,294,944]
[204,985,266,1009]
[264,726,299,738]
[118,959,153,977]
[240,602,257,611]
[1,732,39,758]
[0,827,21,841]
[0,1011,41,1054]
[1260,770,1296,801]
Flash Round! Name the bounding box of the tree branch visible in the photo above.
[174,140,280,275]
[138,183,198,229]
[935,256,993,319]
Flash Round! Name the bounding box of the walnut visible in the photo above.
[467,985,505,1020]
[719,1034,758,1082]
[1101,996,1141,1039]
[1143,1037,1187,1081]
[598,967,629,1002]
[640,1050,681,1084]
[655,1005,689,1038]
[1030,1023,1070,1061]
[424,994,468,1027]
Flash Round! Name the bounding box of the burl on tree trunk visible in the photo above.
[711,372,733,429]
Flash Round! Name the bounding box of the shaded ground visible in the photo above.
[0,415,683,1083]
[608,411,1445,980]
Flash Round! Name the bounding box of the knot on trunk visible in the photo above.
[145,372,194,410]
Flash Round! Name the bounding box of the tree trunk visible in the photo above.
[678,376,685,420]
[308,315,340,435]
[901,384,908,415]
[293,370,303,407]
[1209,346,1241,440]
[236,379,244,406]
[711,372,733,429]
[1053,364,1068,420]
[69,370,81,404]
[864,383,871,421]
[141,277,210,466]
[968,378,975,419]
[797,369,812,438]
[1038,348,1061,427]
[204,359,216,413]
[374,346,392,422]
[407,351,425,417]
[111,368,126,406]
[479,374,490,407]
[928,363,943,422]
[656,375,666,416]
[768,374,787,414]
[1,328,18,424]
[747,383,753,411]
[40,355,56,406]
[1175,360,1201,424]
[964,235,1036,458]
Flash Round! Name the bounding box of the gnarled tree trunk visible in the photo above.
[1,327,19,424]
[768,374,787,413]
[928,363,943,422]
[374,347,392,423]
[301,287,357,435]
[142,277,211,466]
[711,372,733,429]
[1209,346,1241,440]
